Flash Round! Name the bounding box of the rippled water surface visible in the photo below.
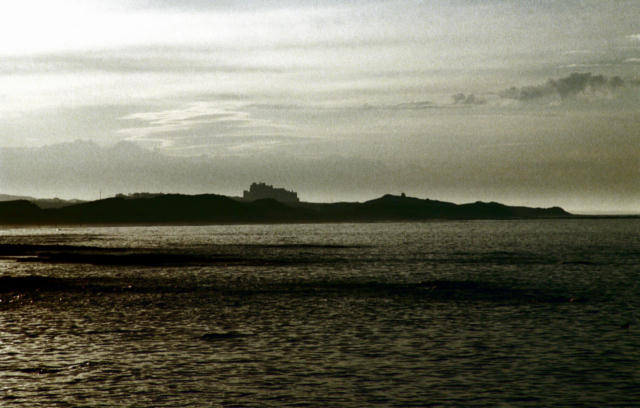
[1,220,639,406]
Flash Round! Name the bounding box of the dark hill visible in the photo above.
[300,194,459,221]
[301,194,570,221]
[0,193,571,225]
[0,194,84,209]
[47,194,318,224]
[0,200,45,224]
[361,194,460,220]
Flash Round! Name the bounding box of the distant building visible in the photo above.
[242,182,299,203]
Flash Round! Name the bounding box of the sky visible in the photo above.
[0,0,638,213]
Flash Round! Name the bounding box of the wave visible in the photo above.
[0,275,579,305]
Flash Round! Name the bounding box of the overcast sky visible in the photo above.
[0,0,638,212]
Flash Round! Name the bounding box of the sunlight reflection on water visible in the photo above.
[0,220,639,406]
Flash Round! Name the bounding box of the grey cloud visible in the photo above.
[245,103,306,111]
[0,104,145,147]
[117,101,296,152]
[131,0,317,11]
[248,101,438,112]
[500,72,627,102]
[130,0,386,13]
[391,101,435,110]
[452,93,485,105]
[159,134,308,156]
[0,50,286,75]
[550,73,623,99]
[357,101,437,111]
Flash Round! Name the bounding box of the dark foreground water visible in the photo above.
[0,220,639,407]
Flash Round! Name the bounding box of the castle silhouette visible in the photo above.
[242,182,299,203]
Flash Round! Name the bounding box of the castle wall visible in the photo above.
[242,182,299,203]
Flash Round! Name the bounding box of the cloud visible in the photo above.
[452,93,485,105]
[363,101,436,110]
[126,0,332,12]
[499,73,627,102]
[0,49,287,75]
[562,50,593,55]
[118,102,294,151]
[245,103,306,111]
[390,101,435,110]
[119,103,248,141]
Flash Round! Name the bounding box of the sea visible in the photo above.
[0,219,638,407]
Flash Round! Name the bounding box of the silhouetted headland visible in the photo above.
[0,194,86,209]
[0,191,574,226]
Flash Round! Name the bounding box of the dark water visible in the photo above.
[1,220,639,407]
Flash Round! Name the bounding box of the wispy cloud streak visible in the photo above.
[118,102,293,151]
